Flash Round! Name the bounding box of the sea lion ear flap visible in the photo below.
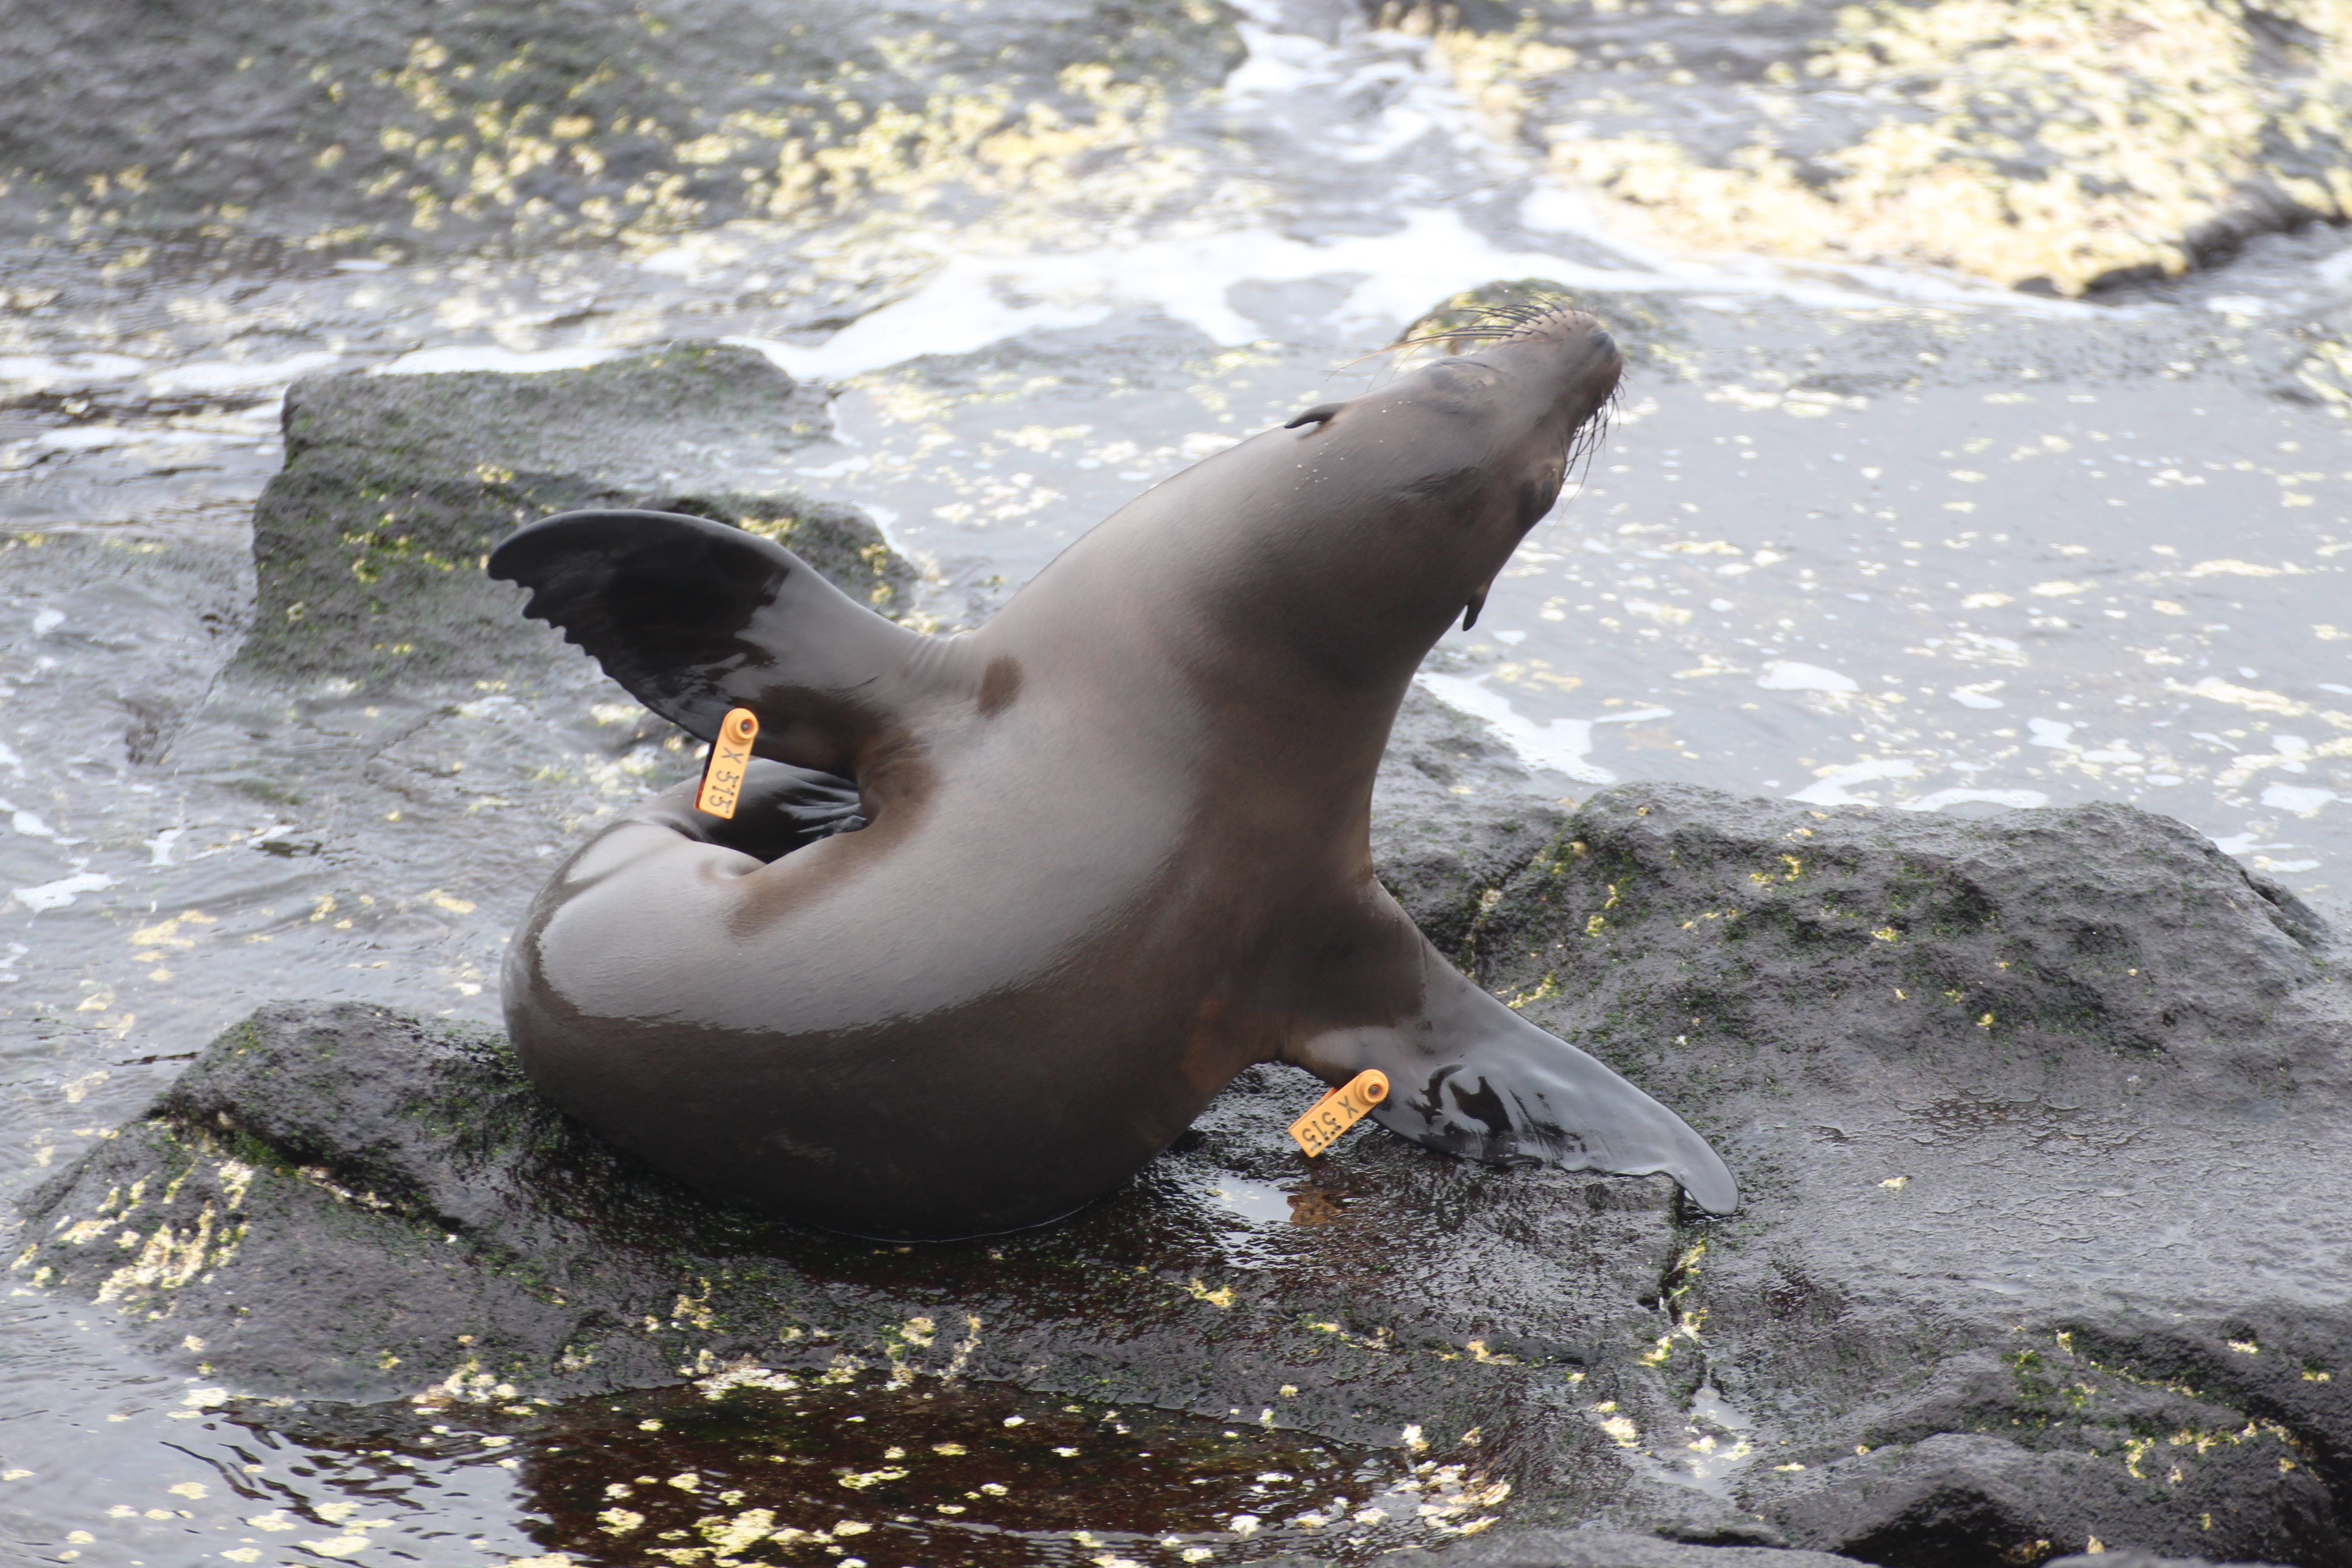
[488,507,864,745]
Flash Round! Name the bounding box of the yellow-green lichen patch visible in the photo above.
[38,1151,262,1315]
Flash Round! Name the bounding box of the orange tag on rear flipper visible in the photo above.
[1289,1069,1390,1158]
[694,708,760,819]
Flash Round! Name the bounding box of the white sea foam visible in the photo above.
[12,871,112,912]
[0,353,149,391]
[1757,662,1858,694]
[2261,783,2340,816]
[149,352,343,395]
[1901,788,2050,813]
[2212,831,2293,856]
[1416,672,1668,782]
[2026,717,2077,749]
[35,427,220,451]
[728,199,2102,387]
[5,805,64,841]
[1949,682,2005,709]
[1786,759,1914,806]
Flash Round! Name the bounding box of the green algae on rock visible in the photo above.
[1392,0,2352,294]
[238,342,912,685]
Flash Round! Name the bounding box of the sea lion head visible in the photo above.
[1269,303,1622,656]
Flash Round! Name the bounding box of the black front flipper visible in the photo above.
[489,508,929,774]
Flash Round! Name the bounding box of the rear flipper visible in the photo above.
[1291,946,1739,1214]
[632,759,865,863]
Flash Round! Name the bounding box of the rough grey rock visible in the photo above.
[1373,682,1573,956]
[0,0,1241,264]
[1760,1432,2317,1567]
[19,766,2352,1561]
[1471,785,2352,1565]
[1378,0,2352,295]
[2046,1554,2296,1568]
[240,341,912,684]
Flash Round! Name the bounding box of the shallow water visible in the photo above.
[4,0,2352,1560]
[0,1338,1478,1567]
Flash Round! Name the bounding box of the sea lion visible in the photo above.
[488,304,1738,1240]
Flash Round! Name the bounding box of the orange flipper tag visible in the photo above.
[1289,1069,1390,1158]
[695,708,760,819]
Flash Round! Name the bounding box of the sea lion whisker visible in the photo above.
[1377,327,1516,358]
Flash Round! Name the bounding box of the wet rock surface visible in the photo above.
[18,1001,1706,1552]
[20,745,2352,1561]
[246,342,910,684]
[0,0,1242,263]
[286,1368,1482,1566]
[1391,0,2352,295]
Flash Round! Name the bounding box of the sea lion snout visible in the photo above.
[1510,311,1622,394]
[1477,305,1623,406]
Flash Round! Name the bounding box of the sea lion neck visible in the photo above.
[991,308,1623,696]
